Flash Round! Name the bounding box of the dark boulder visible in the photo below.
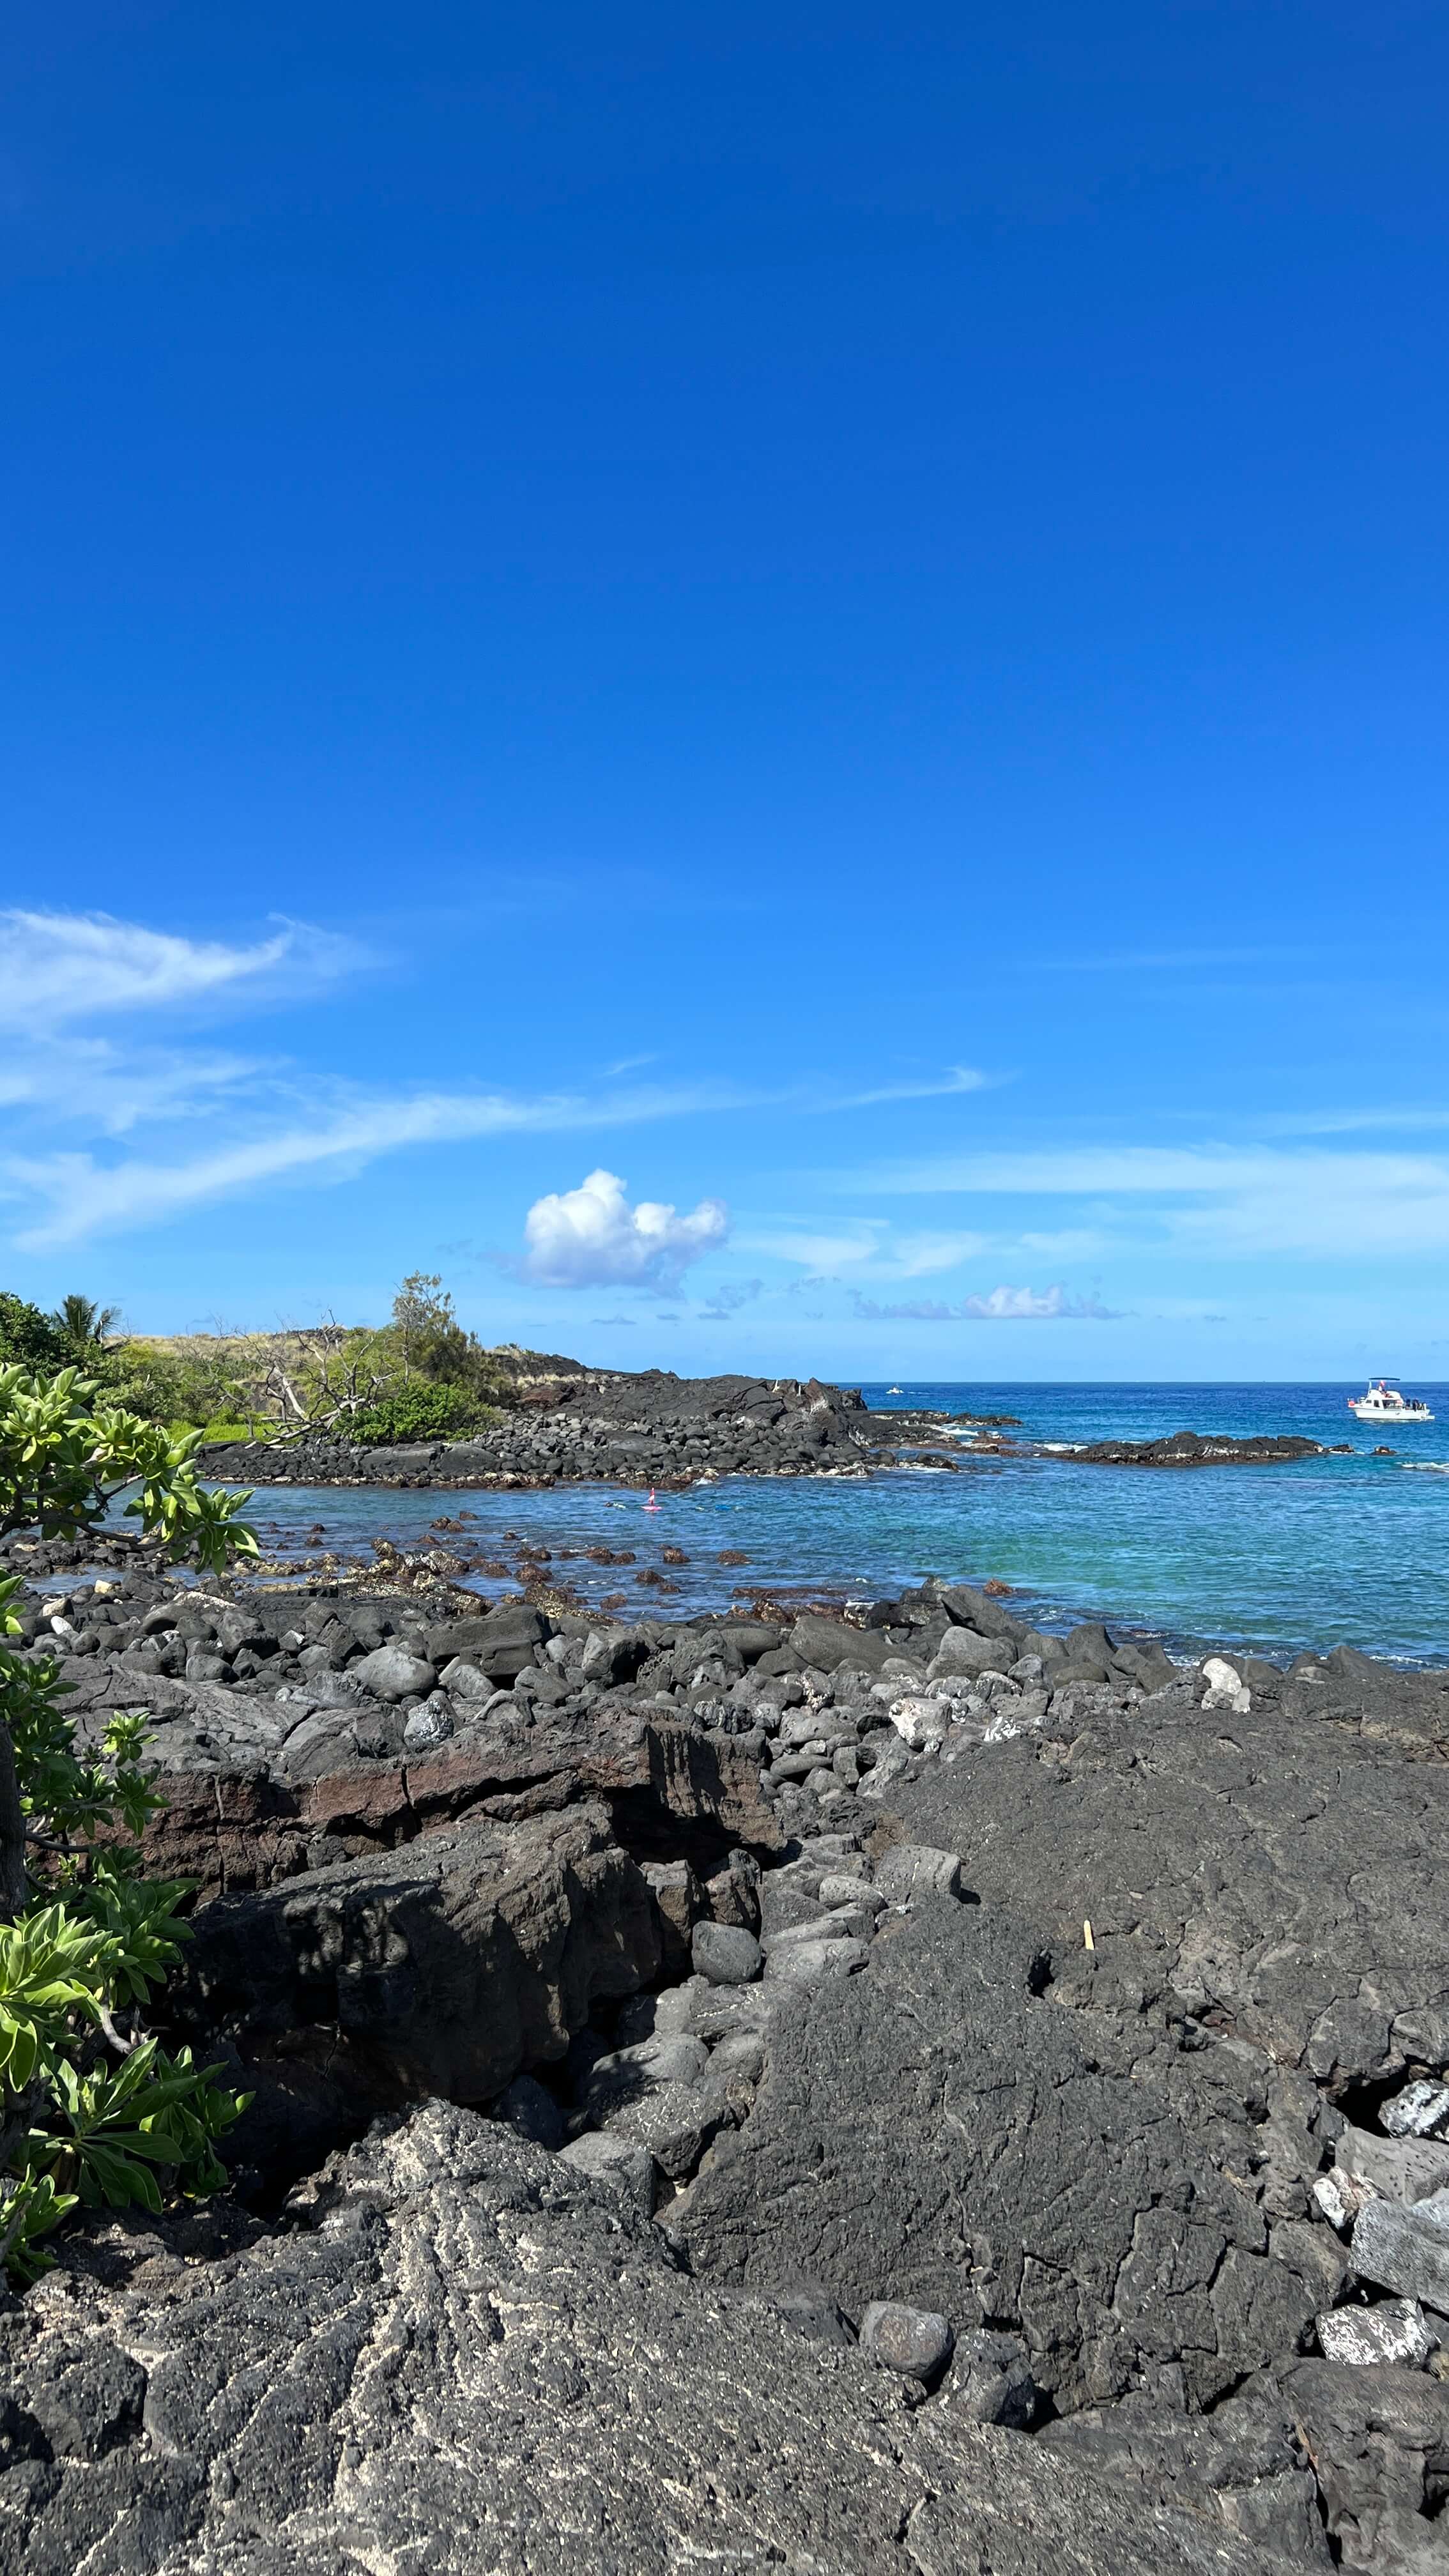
[173,1803,660,2171]
[424,1602,551,1680]
[788,1613,893,1675]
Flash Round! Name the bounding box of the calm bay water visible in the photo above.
[223,1383,1449,1667]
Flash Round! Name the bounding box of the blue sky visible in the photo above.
[5,1,1449,1380]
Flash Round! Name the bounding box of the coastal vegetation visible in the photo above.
[0,1360,258,2281]
[0,1274,512,1453]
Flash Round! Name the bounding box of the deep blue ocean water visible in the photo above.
[223,1383,1449,1667]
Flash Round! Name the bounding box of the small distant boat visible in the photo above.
[887,1385,903,1395]
[1347,1378,1435,1423]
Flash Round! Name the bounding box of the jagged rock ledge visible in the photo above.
[4,1550,1449,2574]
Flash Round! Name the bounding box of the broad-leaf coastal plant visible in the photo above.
[0,1361,259,2283]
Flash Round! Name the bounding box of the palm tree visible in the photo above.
[52,1294,121,1348]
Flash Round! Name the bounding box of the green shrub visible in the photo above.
[0,1363,258,2282]
[105,1345,261,1436]
[349,1379,481,1444]
[0,1295,70,1374]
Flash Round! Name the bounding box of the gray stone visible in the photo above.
[1351,2196,1449,2311]
[703,1848,762,1933]
[767,2283,856,2345]
[425,1602,550,1682]
[789,1613,893,1675]
[691,1920,762,1986]
[938,1584,1026,1641]
[762,1913,837,1950]
[360,1441,440,1476]
[763,1934,870,1985]
[887,1695,950,1751]
[682,1980,784,2043]
[437,1653,495,1701]
[856,1738,912,1799]
[1317,2299,1433,2369]
[1336,2122,1449,2207]
[1312,2168,1368,2233]
[579,1624,646,1685]
[1392,2005,1449,2070]
[875,1842,962,1901]
[818,1873,885,1912]
[896,1663,1449,2108]
[434,1440,496,1477]
[557,2124,658,2218]
[859,2299,954,2384]
[715,1621,783,1664]
[946,2327,1038,2428]
[702,2030,767,2095]
[930,1628,1014,1682]
[350,1642,436,1703]
[1384,2078,1449,2139]
[601,2078,720,2178]
[403,1698,454,1750]
[584,2034,712,2115]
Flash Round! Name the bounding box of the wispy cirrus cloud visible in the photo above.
[0,909,362,1029]
[0,905,1000,1250]
[846,1142,1449,1260]
[736,1221,988,1277]
[5,1087,738,1250]
[836,1066,996,1107]
[7,1067,997,1250]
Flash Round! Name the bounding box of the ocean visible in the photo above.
[225,1382,1449,1667]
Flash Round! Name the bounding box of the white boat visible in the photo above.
[1347,1378,1435,1423]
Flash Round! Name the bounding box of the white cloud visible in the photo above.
[0,909,360,1031]
[520,1170,728,1290]
[961,1284,1109,1319]
[850,1284,1117,1322]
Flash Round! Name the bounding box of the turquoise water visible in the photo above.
[226,1383,1449,1667]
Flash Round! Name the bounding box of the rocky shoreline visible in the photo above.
[3,1527,1448,2572]
[201,1370,952,1491]
[197,1368,1393,1493]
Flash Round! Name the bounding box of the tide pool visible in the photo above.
[222,1382,1449,1667]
